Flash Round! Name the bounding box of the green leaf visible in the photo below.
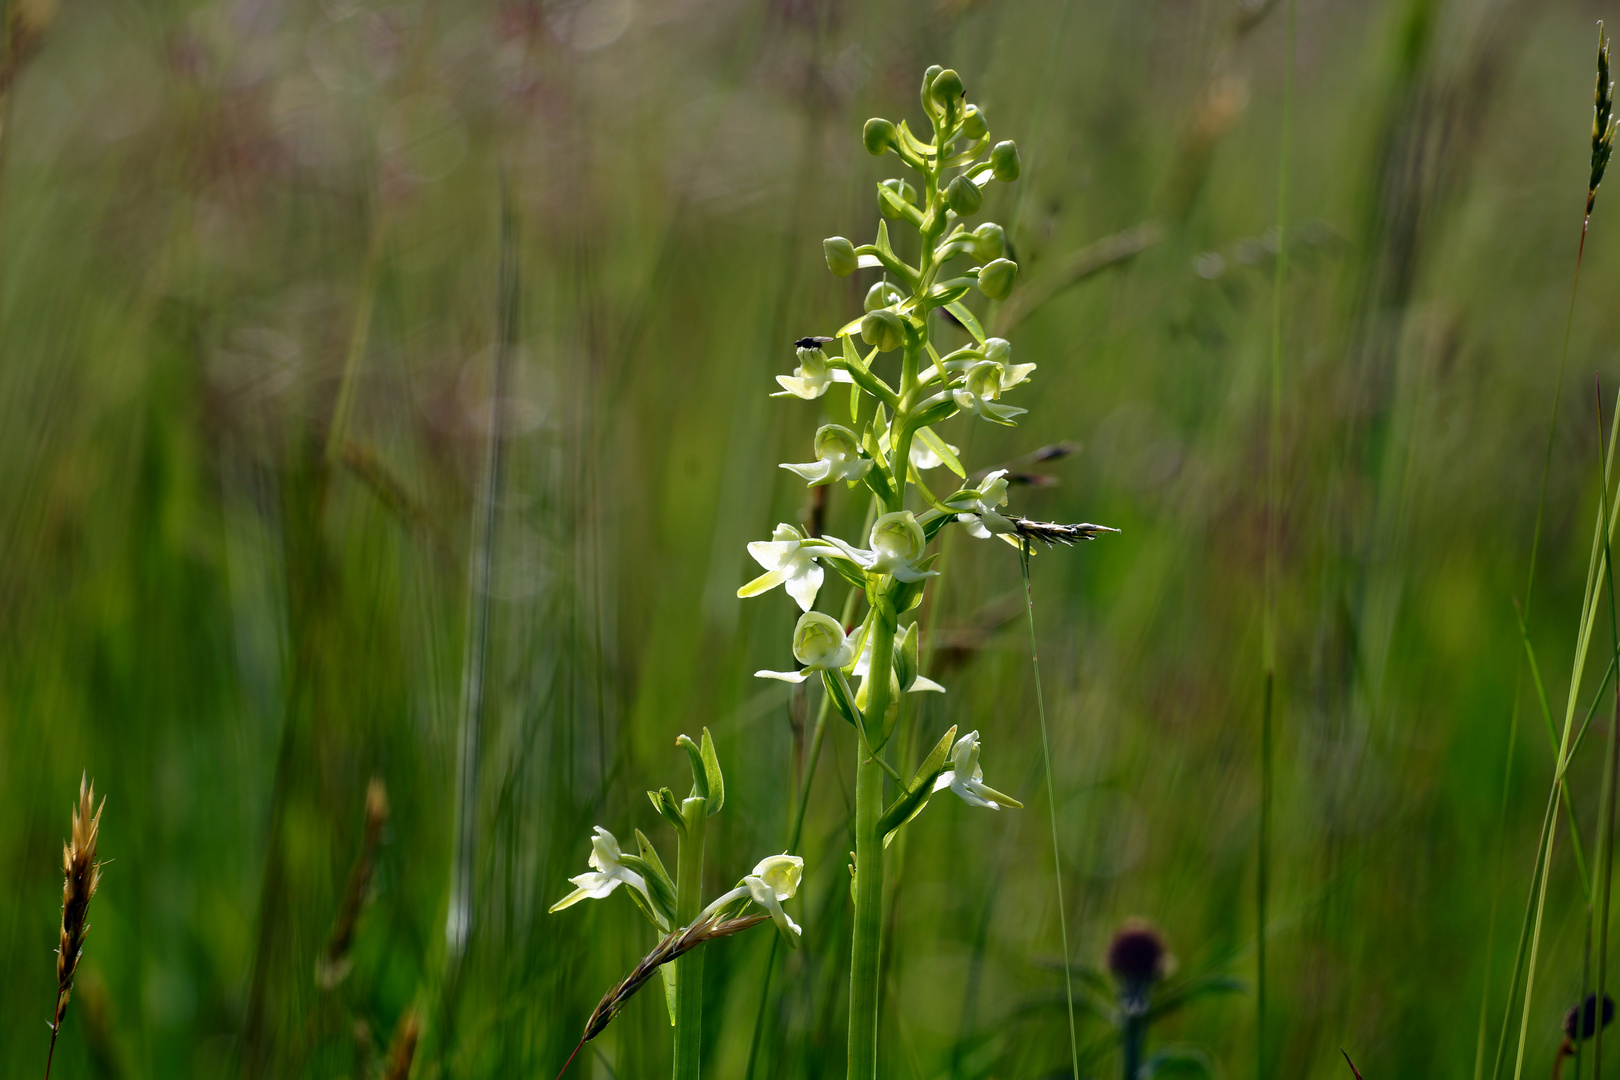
[620,853,676,925]
[915,425,965,478]
[676,734,709,800]
[877,724,957,840]
[1146,974,1245,1024]
[650,787,685,833]
[634,829,675,892]
[826,556,870,590]
[700,727,725,815]
[945,300,986,343]
[850,379,862,424]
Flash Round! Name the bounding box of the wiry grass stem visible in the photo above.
[1593,381,1620,1080]
[1020,538,1080,1080]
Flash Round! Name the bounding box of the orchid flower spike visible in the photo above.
[782,424,873,486]
[868,511,937,583]
[949,469,1018,540]
[932,730,1023,810]
[745,854,804,945]
[774,345,851,400]
[548,826,653,911]
[951,360,1030,425]
[756,611,857,683]
[738,523,852,612]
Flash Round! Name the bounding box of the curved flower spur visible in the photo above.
[549,730,804,1080]
[736,65,1116,1080]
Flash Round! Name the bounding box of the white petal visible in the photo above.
[782,461,832,482]
[907,675,947,693]
[785,562,823,612]
[755,669,811,683]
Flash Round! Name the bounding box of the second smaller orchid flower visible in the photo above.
[699,853,806,947]
[773,345,851,400]
[952,360,1030,426]
[948,469,1018,541]
[756,611,856,683]
[549,826,656,913]
[782,424,873,486]
[932,731,1023,810]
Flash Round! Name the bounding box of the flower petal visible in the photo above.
[738,568,788,599]
[755,669,811,683]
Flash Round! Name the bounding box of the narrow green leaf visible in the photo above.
[700,727,725,815]
[945,300,986,343]
[651,787,686,833]
[676,734,709,800]
[915,425,965,478]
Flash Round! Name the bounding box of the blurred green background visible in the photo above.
[9,0,1620,1076]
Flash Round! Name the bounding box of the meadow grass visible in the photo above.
[10,2,1620,1079]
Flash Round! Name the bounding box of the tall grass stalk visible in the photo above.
[1505,392,1620,1080]
[1020,539,1080,1080]
[1487,28,1616,1080]
[1258,1,1296,1075]
[1592,383,1620,1080]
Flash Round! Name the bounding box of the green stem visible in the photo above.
[1122,1013,1146,1080]
[674,796,708,1080]
[848,744,886,1080]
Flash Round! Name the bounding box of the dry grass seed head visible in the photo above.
[55,773,104,1032]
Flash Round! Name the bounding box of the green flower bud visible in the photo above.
[991,140,1021,182]
[863,117,898,157]
[961,104,988,141]
[977,258,1018,300]
[946,174,982,216]
[930,68,965,118]
[879,178,919,219]
[920,65,944,114]
[824,236,859,277]
[861,309,905,352]
[972,221,1005,260]
[983,337,1011,363]
[865,281,903,312]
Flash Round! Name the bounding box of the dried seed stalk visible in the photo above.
[47,773,104,1080]
[317,778,390,989]
[554,914,770,1080]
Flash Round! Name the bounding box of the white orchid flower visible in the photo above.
[867,511,937,583]
[697,854,805,946]
[756,611,856,683]
[548,826,653,911]
[948,469,1018,540]
[746,855,804,944]
[773,345,852,400]
[738,523,856,612]
[932,730,1022,810]
[782,424,873,486]
[951,361,1030,425]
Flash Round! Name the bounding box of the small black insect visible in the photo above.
[794,336,834,350]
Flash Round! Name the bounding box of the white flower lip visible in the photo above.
[548,826,653,912]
